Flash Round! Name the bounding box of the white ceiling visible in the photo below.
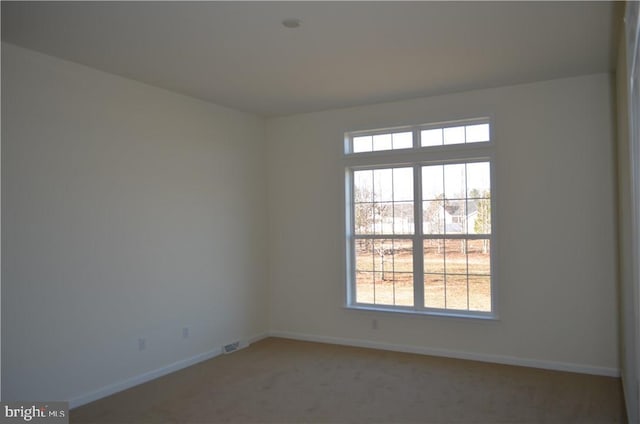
[1,1,619,117]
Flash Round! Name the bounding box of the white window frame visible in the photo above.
[343,117,497,319]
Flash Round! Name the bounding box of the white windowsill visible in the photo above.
[343,304,499,321]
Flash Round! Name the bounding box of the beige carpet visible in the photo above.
[71,337,625,423]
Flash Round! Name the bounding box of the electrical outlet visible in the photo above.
[182,327,189,339]
[372,319,378,330]
[138,337,146,351]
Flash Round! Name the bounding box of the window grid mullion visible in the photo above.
[348,170,357,305]
[413,164,424,309]
[391,170,396,305]
[372,239,376,304]
[421,234,490,240]
[392,239,396,305]
[355,234,414,239]
[465,164,470,310]
[441,164,447,309]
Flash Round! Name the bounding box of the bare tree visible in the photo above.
[473,190,491,254]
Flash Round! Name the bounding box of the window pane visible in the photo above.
[466,123,490,143]
[393,202,414,234]
[373,133,392,151]
[467,239,491,274]
[443,126,465,145]
[352,122,489,152]
[374,272,394,306]
[469,199,491,234]
[424,274,445,309]
[393,167,413,201]
[353,136,372,153]
[444,199,466,234]
[423,239,444,273]
[469,276,491,311]
[444,164,466,199]
[423,200,444,234]
[422,165,444,200]
[373,239,392,272]
[355,239,374,271]
[371,239,414,306]
[421,128,443,147]
[373,239,413,272]
[445,274,468,310]
[362,167,415,236]
[354,203,374,234]
[373,202,393,234]
[393,239,413,273]
[355,271,374,304]
[445,239,467,275]
[394,272,414,306]
[373,168,393,202]
[354,170,373,202]
[392,132,413,149]
[466,162,490,198]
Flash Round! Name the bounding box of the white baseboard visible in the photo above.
[68,348,221,409]
[268,330,620,378]
[247,332,269,345]
[69,332,269,409]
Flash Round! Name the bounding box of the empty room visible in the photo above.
[2,1,639,423]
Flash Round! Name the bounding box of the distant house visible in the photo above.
[424,199,482,235]
[445,200,479,234]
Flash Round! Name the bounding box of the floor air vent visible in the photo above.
[223,341,241,354]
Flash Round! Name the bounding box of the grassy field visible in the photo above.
[355,239,490,311]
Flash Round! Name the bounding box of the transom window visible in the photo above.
[344,118,495,318]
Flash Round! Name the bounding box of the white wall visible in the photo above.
[617,3,640,421]
[266,73,619,374]
[1,43,269,403]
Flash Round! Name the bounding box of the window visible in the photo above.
[344,118,495,318]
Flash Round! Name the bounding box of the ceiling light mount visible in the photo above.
[282,18,302,29]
